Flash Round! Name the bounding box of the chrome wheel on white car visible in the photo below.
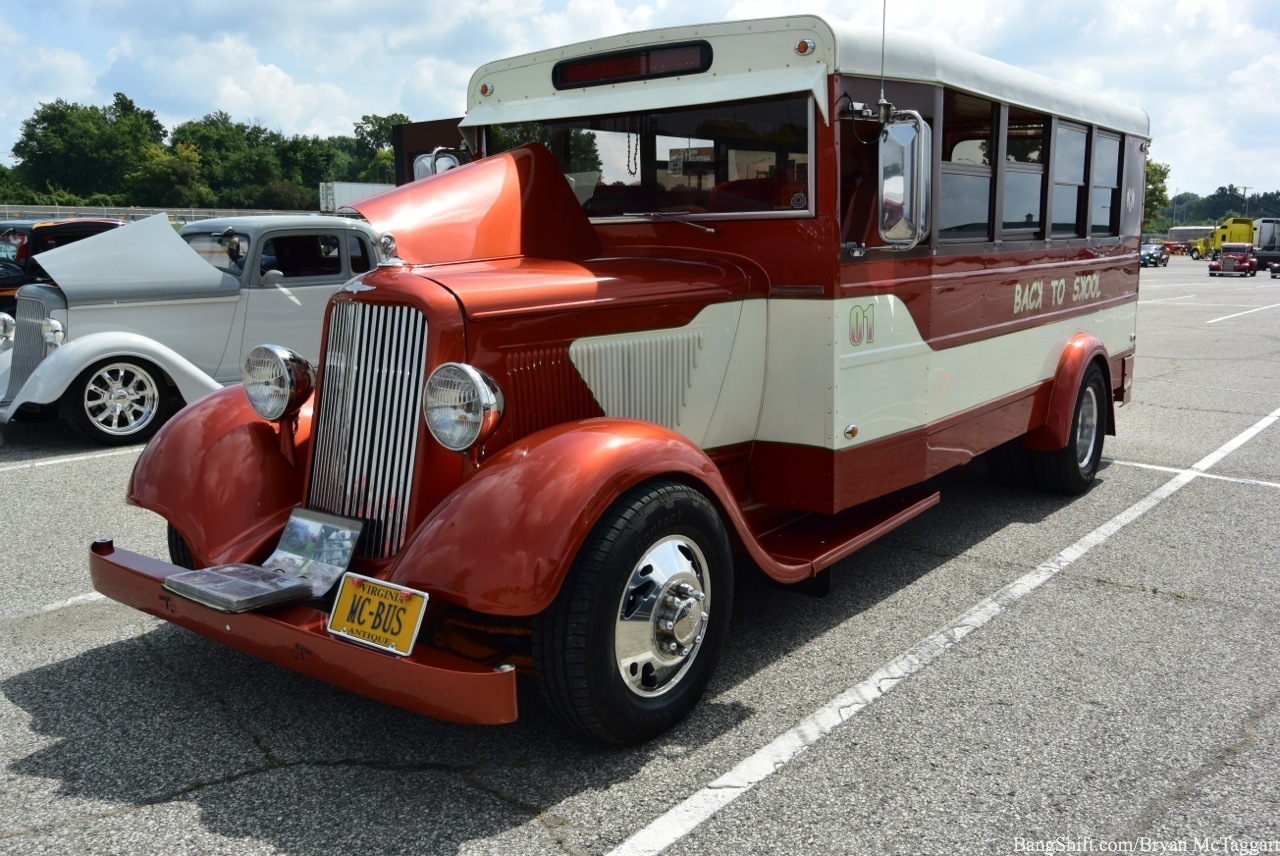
[62,359,174,445]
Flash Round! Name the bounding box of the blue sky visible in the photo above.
[2,0,1278,198]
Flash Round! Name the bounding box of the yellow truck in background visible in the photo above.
[1188,218,1254,260]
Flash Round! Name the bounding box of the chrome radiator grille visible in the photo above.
[308,302,427,558]
[2,296,51,406]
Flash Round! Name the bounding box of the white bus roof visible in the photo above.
[462,15,1149,138]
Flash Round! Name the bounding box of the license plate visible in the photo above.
[327,573,428,656]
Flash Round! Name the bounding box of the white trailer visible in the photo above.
[318,181,393,213]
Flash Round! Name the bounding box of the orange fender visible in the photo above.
[1024,333,1111,452]
[128,386,310,566]
[385,419,748,616]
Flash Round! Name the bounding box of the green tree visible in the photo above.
[488,123,603,174]
[12,93,164,197]
[1143,158,1169,232]
[358,148,396,184]
[171,113,287,207]
[124,142,213,207]
[353,113,411,159]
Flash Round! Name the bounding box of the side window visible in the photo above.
[263,234,343,280]
[349,235,372,274]
[1090,133,1121,236]
[939,90,994,240]
[1052,124,1088,237]
[1002,107,1046,234]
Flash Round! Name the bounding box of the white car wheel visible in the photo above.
[63,360,174,445]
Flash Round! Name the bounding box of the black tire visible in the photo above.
[167,523,198,569]
[1031,363,1106,495]
[61,359,174,445]
[533,480,733,744]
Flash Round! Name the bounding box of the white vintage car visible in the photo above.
[0,213,382,444]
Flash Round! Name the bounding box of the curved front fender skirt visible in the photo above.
[386,419,801,616]
[1,331,222,413]
[129,385,310,566]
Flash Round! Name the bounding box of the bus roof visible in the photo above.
[828,21,1149,137]
[462,15,1148,138]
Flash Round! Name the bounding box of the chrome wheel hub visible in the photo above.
[84,363,159,436]
[1075,385,1099,469]
[615,535,710,698]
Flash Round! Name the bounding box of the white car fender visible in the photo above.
[1,330,222,416]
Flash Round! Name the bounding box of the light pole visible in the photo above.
[1239,185,1251,218]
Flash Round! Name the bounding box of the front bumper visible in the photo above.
[89,538,519,725]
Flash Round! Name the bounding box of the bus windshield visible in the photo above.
[484,92,812,219]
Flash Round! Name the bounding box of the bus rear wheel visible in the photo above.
[1031,364,1106,495]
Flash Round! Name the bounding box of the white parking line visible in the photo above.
[1109,459,1280,490]
[1139,294,1197,304]
[609,406,1280,856]
[1207,301,1280,324]
[0,448,140,474]
[39,592,106,613]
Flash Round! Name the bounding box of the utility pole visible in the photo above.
[1240,186,1252,217]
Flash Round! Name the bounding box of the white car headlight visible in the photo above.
[424,362,504,451]
[242,344,315,421]
[0,312,14,341]
[41,318,65,346]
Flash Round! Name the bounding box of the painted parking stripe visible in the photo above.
[609,406,1280,856]
[1206,301,1280,324]
[0,448,139,474]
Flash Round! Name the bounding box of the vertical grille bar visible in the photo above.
[3,297,52,406]
[307,302,427,558]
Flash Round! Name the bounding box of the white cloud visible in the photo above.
[0,17,97,160]
[2,0,1280,197]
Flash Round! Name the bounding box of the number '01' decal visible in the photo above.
[850,304,874,346]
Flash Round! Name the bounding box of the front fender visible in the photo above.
[387,419,737,617]
[3,331,222,411]
[1024,333,1111,452]
[129,386,311,566]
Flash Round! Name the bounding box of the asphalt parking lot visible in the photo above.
[2,252,1278,855]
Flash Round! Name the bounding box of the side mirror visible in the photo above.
[261,269,284,286]
[413,147,466,180]
[878,111,931,251]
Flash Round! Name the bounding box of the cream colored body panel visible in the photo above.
[571,295,1136,452]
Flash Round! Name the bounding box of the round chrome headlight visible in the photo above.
[424,363,504,451]
[242,344,315,421]
[0,312,14,341]
[41,318,65,346]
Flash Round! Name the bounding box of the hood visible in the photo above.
[33,213,234,305]
[350,143,600,266]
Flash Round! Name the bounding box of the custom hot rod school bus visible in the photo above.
[89,16,1148,743]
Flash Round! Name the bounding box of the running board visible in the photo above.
[754,487,940,574]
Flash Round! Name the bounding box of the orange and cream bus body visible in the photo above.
[88,16,1148,743]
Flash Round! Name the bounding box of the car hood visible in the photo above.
[349,143,600,266]
[32,213,236,306]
